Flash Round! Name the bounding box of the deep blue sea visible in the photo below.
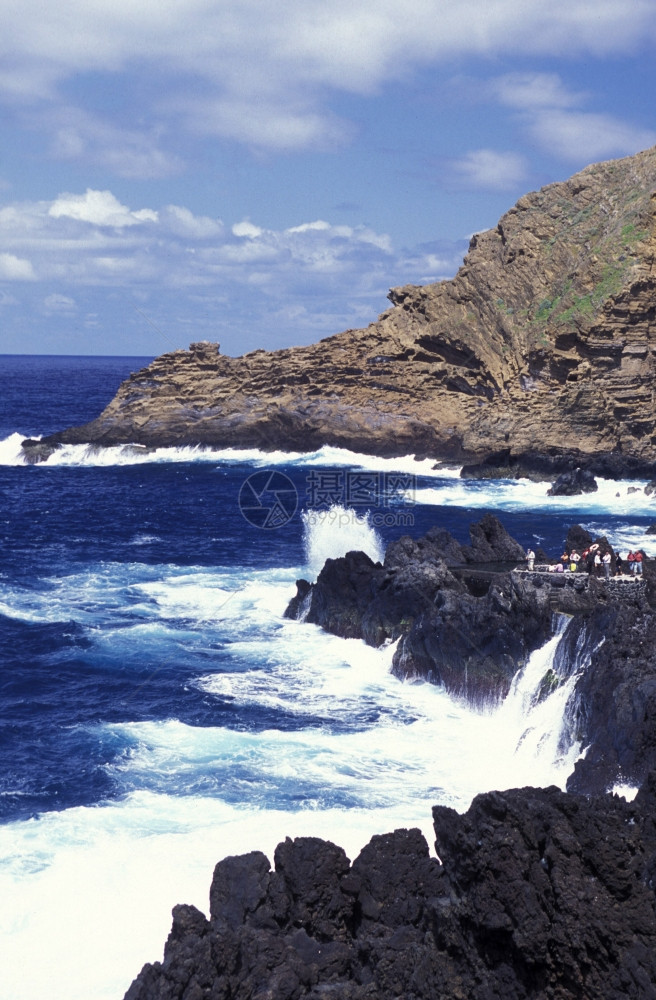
[1,355,654,999]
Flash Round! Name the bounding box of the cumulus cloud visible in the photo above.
[232,221,264,239]
[160,206,223,239]
[0,252,35,280]
[449,149,528,190]
[49,189,158,228]
[0,187,466,352]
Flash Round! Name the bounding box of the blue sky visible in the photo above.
[1,0,655,357]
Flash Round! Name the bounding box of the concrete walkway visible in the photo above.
[516,566,645,587]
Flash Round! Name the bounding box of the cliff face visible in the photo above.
[124,782,656,1000]
[31,146,656,470]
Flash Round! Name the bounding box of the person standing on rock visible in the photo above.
[628,551,636,574]
[526,547,535,572]
[570,550,580,572]
[615,552,623,576]
[602,551,612,580]
[594,551,602,576]
[635,550,644,576]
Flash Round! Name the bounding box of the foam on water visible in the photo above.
[415,476,656,517]
[302,505,386,579]
[611,782,639,801]
[1,616,582,1000]
[0,433,460,475]
[0,431,29,465]
[581,520,656,557]
[0,790,440,1000]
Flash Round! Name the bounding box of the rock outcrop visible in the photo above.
[286,515,656,794]
[123,781,656,1000]
[547,467,598,496]
[565,581,656,795]
[25,146,656,474]
[285,514,598,702]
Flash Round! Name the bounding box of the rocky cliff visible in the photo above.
[284,515,656,794]
[25,146,656,473]
[124,780,656,1000]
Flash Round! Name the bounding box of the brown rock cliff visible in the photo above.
[30,147,656,471]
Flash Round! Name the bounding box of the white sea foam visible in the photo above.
[581,520,656,558]
[415,476,656,516]
[0,431,31,465]
[610,782,639,801]
[0,790,441,1000]
[1,620,582,1000]
[0,433,460,473]
[302,505,386,579]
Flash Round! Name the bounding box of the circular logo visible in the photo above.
[238,470,298,529]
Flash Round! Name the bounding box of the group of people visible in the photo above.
[525,544,647,579]
[559,545,615,579]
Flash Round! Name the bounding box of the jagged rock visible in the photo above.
[646,523,656,535]
[25,147,656,473]
[547,467,598,496]
[123,784,656,1000]
[460,511,526,563]
[20,439,58,464]
[566,581,656,795]
[564,523,593,554]
[285,515,595,702]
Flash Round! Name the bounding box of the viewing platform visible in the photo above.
[515,566,645,589]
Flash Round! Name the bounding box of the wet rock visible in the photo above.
[124,784,656,1000]
[547,467,598,496]
[566,587,656,795]
[285,515,581,702]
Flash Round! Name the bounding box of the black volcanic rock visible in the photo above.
[547,467,598,496]
[460,510,527,563]
[285,515,595,701]
[564,523,593,554]
[566,583,656,795]
[124,784,656,1000]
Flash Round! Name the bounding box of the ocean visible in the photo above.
[1,354,655,1000]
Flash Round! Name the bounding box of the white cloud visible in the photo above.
[174,96,353,152]
[485,70,656,165]
[49,189,158,228]
[160,206,223,239]
[2,1,656,156]
[286,220,332,234]
[0,252,35,280]
[43,292,76,313]
[45,106,184,179]
[0,187,465,351]
[232,221,264,239]
[491,72,586,110]
[450,149,528,190]
[528,109,656,162]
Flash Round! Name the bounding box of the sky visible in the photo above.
[1,0,656,357]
